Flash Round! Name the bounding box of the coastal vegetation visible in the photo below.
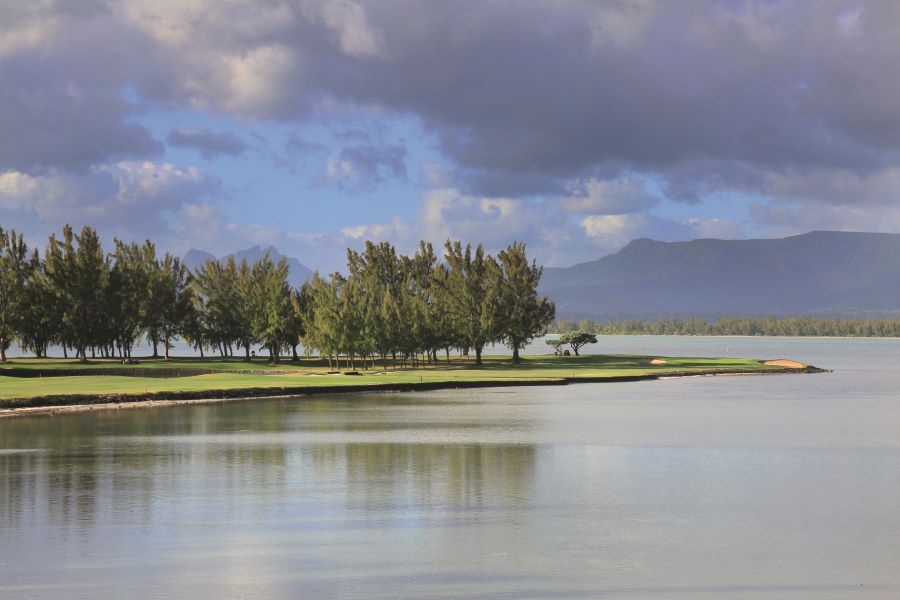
[548,331,598,355]
[550,316,900,337]
[0,354,801,405]
[0,225,554,366]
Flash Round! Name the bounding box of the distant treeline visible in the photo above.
[0,225,554,365]
[549,316,900,337]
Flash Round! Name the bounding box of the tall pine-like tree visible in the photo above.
[495,242,555,362]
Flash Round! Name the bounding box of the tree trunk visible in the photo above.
[292,344,299,362]
[164,338,170,360]
[0,344,6,363]
[512,345,520,363]
[199,345,204,358]
[475,346,483,365]
[244,343,250,362]
[151,335,159,358]
[79,345,87,363]
[63,345,68,359]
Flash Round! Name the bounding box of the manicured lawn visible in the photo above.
[0,356,321,371]
[0,354,789,401]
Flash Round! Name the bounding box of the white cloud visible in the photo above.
[580,214,646,249]
[306,0,386,58]
[0,161,219,238]
[561,177,660,214]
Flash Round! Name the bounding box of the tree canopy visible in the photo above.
[0,225,555,366]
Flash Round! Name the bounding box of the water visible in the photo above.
[2,337,900,599]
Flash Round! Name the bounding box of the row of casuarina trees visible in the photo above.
[0,225,555,366]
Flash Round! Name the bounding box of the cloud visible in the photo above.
[0,5,163,173]
[8,0,900,201]
[0,161,219,239]
[7,0,900,268]
[319,142,407,189]
[766,167,900,206]
[167,128,247,159]
[302,0,386,58]
[561,177,660,214]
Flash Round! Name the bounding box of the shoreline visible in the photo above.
[4,334,899,361]
[0,365,826,419]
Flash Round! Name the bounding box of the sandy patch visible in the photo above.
[763,359,806,368]
[649,359,667,365]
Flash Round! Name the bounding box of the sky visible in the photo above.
[2,0,900,272]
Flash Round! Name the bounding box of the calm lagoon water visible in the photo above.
[2,337,900,599]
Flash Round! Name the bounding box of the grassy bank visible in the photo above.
[0,354,818,408]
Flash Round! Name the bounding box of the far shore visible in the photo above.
[0,354,826,419]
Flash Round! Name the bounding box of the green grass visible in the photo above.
[0,356,318,371]
[0,354,792,401]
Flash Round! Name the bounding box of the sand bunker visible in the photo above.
[649,359,667,365]
[763,359,805,368]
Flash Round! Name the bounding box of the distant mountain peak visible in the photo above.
[540,231,900,320]
[182,246,313,287]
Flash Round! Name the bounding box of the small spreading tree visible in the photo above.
[559,331,597,356]
[547,338,564,355]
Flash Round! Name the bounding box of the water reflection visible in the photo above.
[3,338,900,599]
[1,401,537,537]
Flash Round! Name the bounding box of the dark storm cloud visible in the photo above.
[5,0,900,209]
[82,0,895,201]
[317,0,898,196]
[340,143,407,181]
[167,128,248,159]
[0,55,162,173]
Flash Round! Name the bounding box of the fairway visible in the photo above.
[0,354,807,403]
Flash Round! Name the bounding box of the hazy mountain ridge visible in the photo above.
[540,231,900,319]
[183,246,313,288]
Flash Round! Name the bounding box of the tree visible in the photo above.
[304,272,343,369]
[193,257,241,358]
[249,253,293,363]
[154,253,193,360]
[287,286,307,361]
[494,242,555,363]
[436,241,500,365]
[42,233,71,357]
[0,227,29,362]
[346,242,403,367]
[138,242,164,357]
[547,338,564,355]
[181,290,208,358]
[559,331,597,356]
[235,258,257,360]
[18,250,54,358]
[108,240,149,359]
[57,226,108,362]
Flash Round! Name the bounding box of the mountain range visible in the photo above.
[183,232,900,319]
[183,246,314,288]
[539,231,900,319]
